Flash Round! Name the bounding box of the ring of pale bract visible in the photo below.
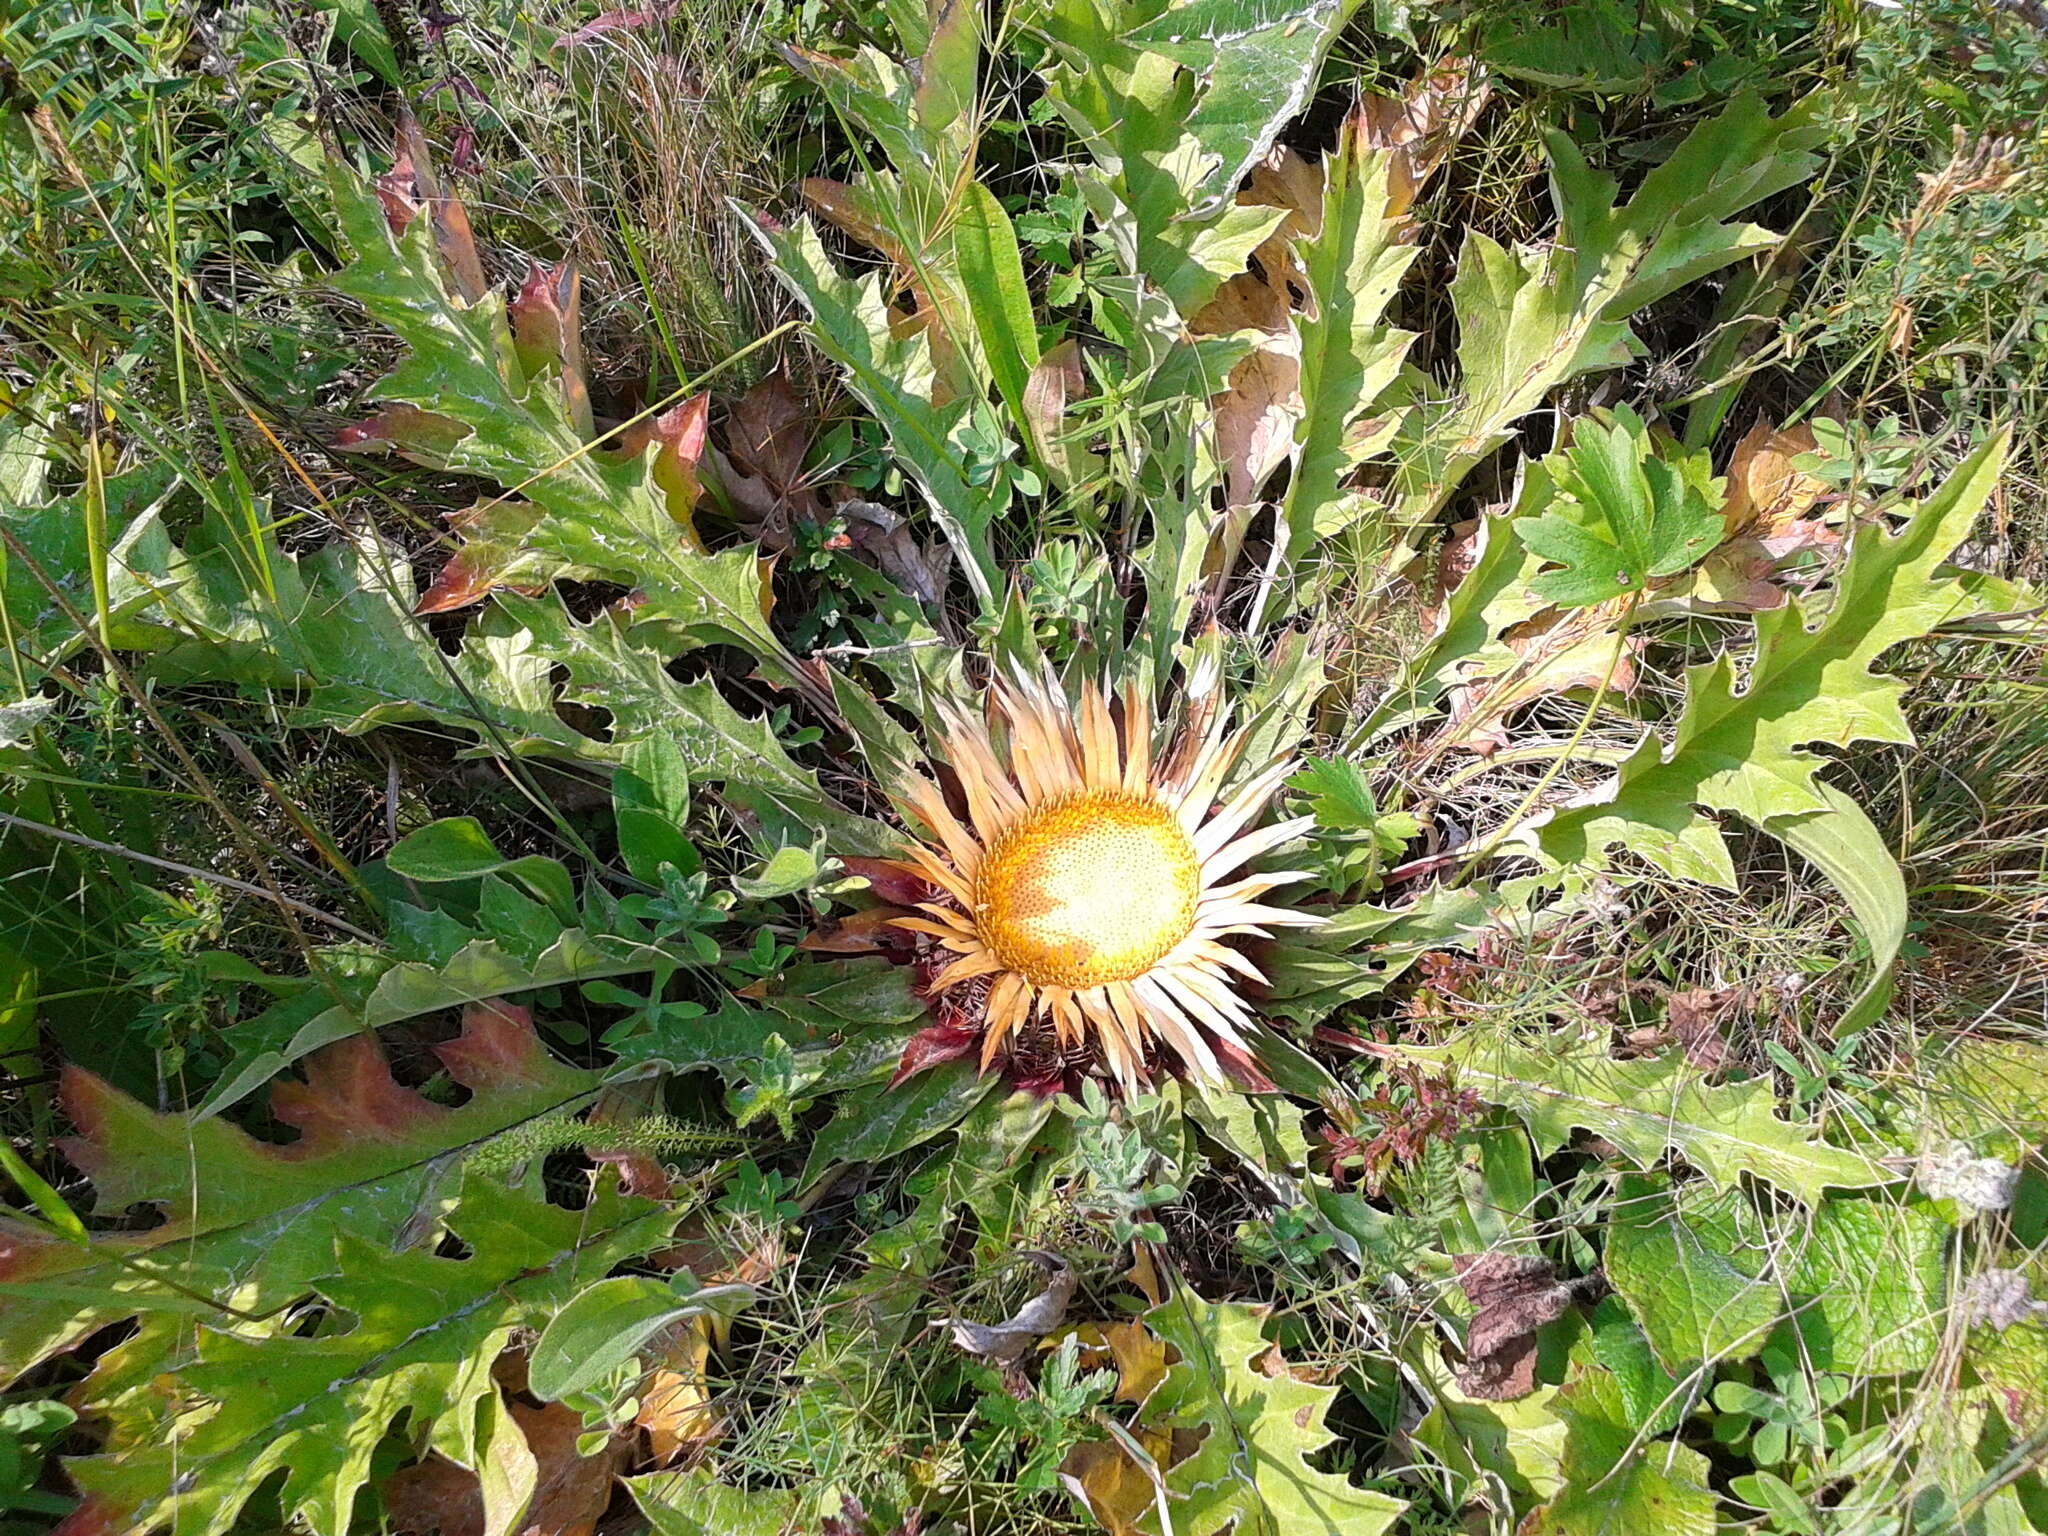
[975,791,1200,989]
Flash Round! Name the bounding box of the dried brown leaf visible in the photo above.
[1451,1252,1604,1400]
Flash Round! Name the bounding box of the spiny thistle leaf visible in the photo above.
[328,169,796,676]
[1394,95,1825,527]
[59,1174,679,1536]
[1536,433,2009,886]
[1136,1296,1406,1535]
[0,1003,595,1384]
[1378,1034,1886,1203]
[747,212,1007,608]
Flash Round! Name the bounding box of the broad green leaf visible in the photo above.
[1411,1375,1570,1509]
[1140,1296,1406,1535]
[1539,435,2009,889]
[1523,1347,1718,1536]
[1586,1296,1685,1437]
[528,1275,756,1402]
[1770,782,1907,1039]
[1604,1175,1778,1375]
[954,183,1042,436]
[1383,1034,1887,1203]
[1513,407,1721,607]
[615,734,697,886]
[798,1059,1000,1185]
[1782,1197,1948,1375]
[387,816,577,920]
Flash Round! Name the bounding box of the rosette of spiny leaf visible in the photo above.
[862,661,1322,1094]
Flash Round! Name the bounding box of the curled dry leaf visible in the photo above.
[1445,595,1640,756]
[1022,338,1099,491]
[1193,147,1312,509]
[1353,58,1493,228]
[1058,1428,1183,1536]
[938,1252,1077,1365]
[1071,1319,1175,1407]
[1451,1251,1607,1400]
[842,498,949,606]
[638,1318,722,1466]
[1677,419,1842,614]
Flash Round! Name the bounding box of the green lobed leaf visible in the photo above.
[329,171,801,676]
[1139,1295,1407,1536]
[0,1005,598,1384]
[1276,121,1418,577]
[1381,1034,1888,1203]
[1538,435,2010,888]
[60,1176,679,1536]
[1513,406,1722,607]
[747,213,1005,608]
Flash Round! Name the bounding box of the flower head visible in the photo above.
[884,668,1320,1090]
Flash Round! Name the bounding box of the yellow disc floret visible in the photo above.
[975,791,1200,989]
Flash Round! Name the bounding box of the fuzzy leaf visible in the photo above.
[1381,1035,1887,1203]
[1139,1296,1406,1535]
[1604,1175,1778,1375]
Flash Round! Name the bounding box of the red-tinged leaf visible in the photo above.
[1,1002,597,1384]
[800,905,915,954]
[397,111,488,303]
[838,855,933,907]
[415,500,549,614]
[266,1033,449,1156]
[612,396,709,539]
[331,403,471,467]
[48,1496,124,1536]
[802,177,910,266]
[1213,1035,1278,1094]
[890,1021,983,1088]
[375,153,421,237]
[554,2,675,47]
[509,262,594,440]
